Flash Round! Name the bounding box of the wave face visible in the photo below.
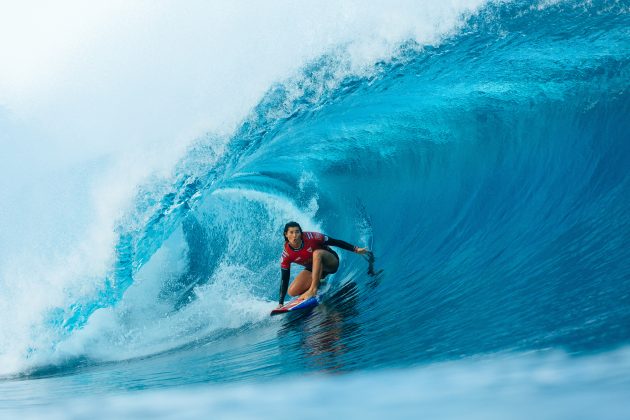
[1,0,629,416]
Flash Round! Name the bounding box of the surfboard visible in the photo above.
[270,296,320,316]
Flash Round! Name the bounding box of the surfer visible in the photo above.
[276,221,370,308]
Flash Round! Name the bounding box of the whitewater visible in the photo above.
[1,0,629,418]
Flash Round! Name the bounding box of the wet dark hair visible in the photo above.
[283,221,302,241]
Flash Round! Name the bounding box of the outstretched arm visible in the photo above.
[324,236,370,254]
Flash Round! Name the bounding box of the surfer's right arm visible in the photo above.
[278,249,292,306]
[279,268,290,306]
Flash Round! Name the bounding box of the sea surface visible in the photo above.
[1,1,629,418]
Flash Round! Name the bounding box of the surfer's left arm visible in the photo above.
[324,236,370,254]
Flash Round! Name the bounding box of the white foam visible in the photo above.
[51,188,322,363]
[6,348,630,419]
[55,261,272,363]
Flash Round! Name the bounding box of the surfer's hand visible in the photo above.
[300,291,315,300]
[355,247,370,255]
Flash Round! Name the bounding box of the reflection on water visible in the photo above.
[277,282,362,373]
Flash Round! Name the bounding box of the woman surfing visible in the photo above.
[276,221,370,309]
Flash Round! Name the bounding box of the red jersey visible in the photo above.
[280,231,331,270]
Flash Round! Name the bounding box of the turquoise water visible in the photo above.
[1,1,629,418]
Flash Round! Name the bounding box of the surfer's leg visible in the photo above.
[302,250,339,299]
[288,269,312,297]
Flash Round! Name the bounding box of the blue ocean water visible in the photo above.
[1,0,629,418]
